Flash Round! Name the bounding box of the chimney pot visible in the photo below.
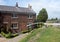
[28,4,32,9]
[16,2,18,7]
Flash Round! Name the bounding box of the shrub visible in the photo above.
[21,30,29,33]
[28,28,32,31]
[33,23,39,28]
[1,32,11,38]
[39,22,44,27]
[12,33,18,37]
[1,32,6,37]
[1,32,18,38]
[34,22,44,28]
[5,32,11,38]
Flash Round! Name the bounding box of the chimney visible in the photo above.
[16,2,18,7]
[28,4,32,9]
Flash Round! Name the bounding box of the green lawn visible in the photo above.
[19,27,60,42]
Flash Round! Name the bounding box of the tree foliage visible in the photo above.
[37,8,48,22]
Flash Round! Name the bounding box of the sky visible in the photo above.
[0,0,60,19]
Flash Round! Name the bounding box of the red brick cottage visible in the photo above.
[0,3,36,33]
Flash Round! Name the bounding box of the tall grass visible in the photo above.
[19,27,60,42]
[19,28,43,42]
[37,27,60,42]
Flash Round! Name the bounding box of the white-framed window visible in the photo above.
[11,23,18,29]
[12,13,18,18]
[28,15,33,19]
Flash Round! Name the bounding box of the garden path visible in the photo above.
[0,33,28,42]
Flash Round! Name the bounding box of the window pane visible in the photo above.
[28,15,33,19]
[13,24,17,27]
[12,14,17,17]
[11,23,18,29]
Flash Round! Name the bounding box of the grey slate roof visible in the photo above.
[0,5,36,15]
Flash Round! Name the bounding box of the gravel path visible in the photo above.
[0,38,7,42]
[0,33,28,42]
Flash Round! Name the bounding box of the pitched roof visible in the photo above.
[0,5,36,15]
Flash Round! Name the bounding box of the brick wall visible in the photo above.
[2,13,36,33]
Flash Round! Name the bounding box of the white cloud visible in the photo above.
[28,0,60,18]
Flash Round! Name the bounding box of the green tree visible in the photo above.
[37,8,48,22]
[55,17,58,20]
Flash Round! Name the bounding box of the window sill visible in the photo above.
[28,18,33,19]
[11,27,18,29]
[11,17,18,18]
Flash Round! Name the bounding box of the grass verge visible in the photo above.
[19,27,60,42]
[19,28,44,42]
